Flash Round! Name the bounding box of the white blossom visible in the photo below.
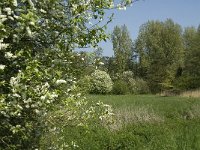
[5,52,17,59]
[0,64,6,70]
[0,18,8,23]
[8,16,14,21]
[40,95,46,100]
[13,0,18,7]
[0,15,7,19]
[35,109,40,114]
[26,26,32,37]
[99,62,104,65]
[51,93,58,98]
[10,77,19,87]
[56,79,67,85]
[3,7,12,15]
[40,9,47,13]
[25,105,30,108]
[0,40,9,50]
[46,100,51,104]
[29,21,35,26]
[13,93,21,98]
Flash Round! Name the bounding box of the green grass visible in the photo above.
[85,95,200,149]
[88,95,200,120]
[40,95,200,149]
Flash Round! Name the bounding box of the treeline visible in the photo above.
[76,19,200,94]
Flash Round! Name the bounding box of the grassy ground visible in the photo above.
[88,95,200,121]
[40,95,200,149]
[85,95,200,150]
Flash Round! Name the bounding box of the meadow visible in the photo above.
[72,95,200,150]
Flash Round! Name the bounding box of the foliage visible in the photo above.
[112,80,129,95]
[131,78,149,94]
[0,0,136,149]
[39,98,114,149]
[112,25,133,73]
[135,19,184,93]
[112,71,149,94]
[90,70,113,94]
[74,75,92,94]
[178,27,200,89]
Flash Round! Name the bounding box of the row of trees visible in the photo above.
[101,19,200,93]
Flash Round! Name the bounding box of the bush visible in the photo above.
[39,99,114,149]
[112,80,129,95]
[111,71,149,95]
[90,70,113,94]
[74,75,92,94]
[134,78,150,94]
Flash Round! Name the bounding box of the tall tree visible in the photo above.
[112,25,133,73]
[135,19,184,93]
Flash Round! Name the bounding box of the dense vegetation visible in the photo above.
[1,0,200,149]
[0,0,133,149]
[43,95,200,149]
[99,21,200,94]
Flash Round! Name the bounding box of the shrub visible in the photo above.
[90,70,113,94]
[125,78,149,94]
[74,75,92,94]
[134,78,150,94]
[39,99,114,149]
[112,80,129,95]
[111,71,149,95]
[122,71,134,80]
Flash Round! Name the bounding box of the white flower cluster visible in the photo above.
[5,52,17,59]
[0,39,9,50]
[117,4,127,10]
[56,79,67,85]
[13,0,18,7]
[0,71,60,120]
[0,64,6,70]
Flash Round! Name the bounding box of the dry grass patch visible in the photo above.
[183,104,200,120]
[180,89,200,98]
[110,106,164,130]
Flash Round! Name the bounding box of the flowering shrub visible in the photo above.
[90,70,113,94]
[39,99,114,149]
[0,0,136,149]
[0,59,66,149]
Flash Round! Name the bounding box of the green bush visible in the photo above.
[111,71,149,95]
[90,70,113,94]
[112,80,129,95]
[74,75,92,94]
[134,78,150,94]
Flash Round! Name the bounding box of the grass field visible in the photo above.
[85,95,200,150]
[41,95,200,149]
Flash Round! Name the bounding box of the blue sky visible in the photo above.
[97,0,200,56]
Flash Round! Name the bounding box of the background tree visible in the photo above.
[112,25,133,73]
[135,19,184,93]
[177,26,200,89]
